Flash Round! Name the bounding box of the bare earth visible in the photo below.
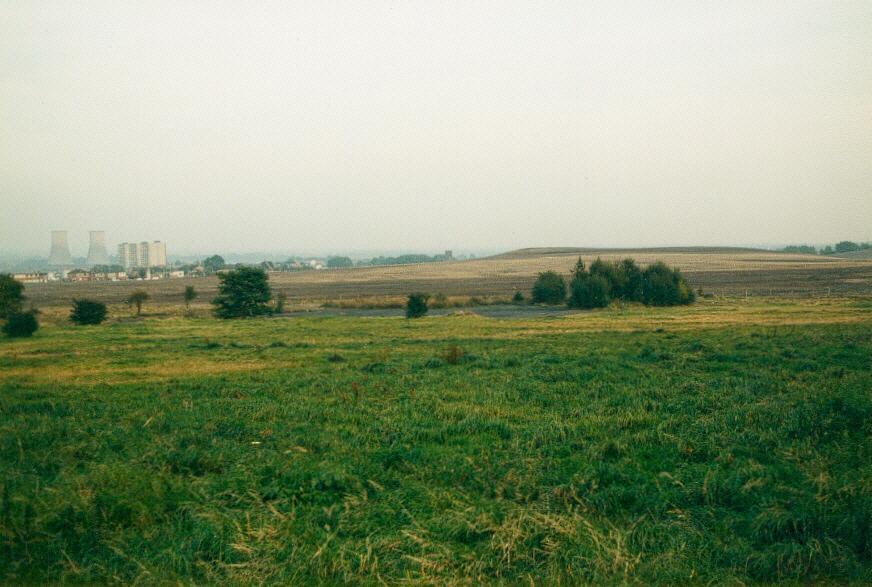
[23,247,872,306]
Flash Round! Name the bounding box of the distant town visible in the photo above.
[9,231,470,283]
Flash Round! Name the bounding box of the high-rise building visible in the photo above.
[86,231,110,266]
[48,231,73,266]
[118,240,167,268]
[147,241,167,267]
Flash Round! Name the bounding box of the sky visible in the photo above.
[1,1,870,257]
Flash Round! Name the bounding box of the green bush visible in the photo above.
[567,257,693,308]
[641,262,695,306]
[70,299,108,325]
[512,291,524,303]
[531,271,566,304]
[212,266,273,318]
[2,310,38,338]
[568,274,610,308]
[405,293,429,318]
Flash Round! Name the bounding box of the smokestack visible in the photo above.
[86,231,109,266]
[48,230,73,266]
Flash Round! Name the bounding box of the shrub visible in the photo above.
[70,299,107,325]
[531,271,566,304]
[405,293,429,318]
[3,310,38,338]
[212,266,273,318]
[0,273,25,319]
[641,262,695,306]
[568,274,610,309]
[512,291,524,303]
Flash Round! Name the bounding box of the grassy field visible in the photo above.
[1,297,870,583]
[22,247,872,308]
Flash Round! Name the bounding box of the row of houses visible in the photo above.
[12,267,189,283]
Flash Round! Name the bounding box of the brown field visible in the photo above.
[22,247,872,308]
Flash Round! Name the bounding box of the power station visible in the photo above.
[47,230,167,269]
[48,230,73,267]
[86,231,110,266]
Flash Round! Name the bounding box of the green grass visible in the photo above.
[1,299,870,583]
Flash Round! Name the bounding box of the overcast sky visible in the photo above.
[1,1,870,256]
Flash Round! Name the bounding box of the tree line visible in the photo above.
[779,241,871,255]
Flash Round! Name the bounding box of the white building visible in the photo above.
[118,240,168,268]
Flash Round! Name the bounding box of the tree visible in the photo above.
[0,273,25,319]
[568,274,610,309]
[127,290,149,316]
[531,271,566,304]
[327,256,353,268]
[617,258,644,301]
[212,266,272,318]
[183,285,197,309]
[405,293,429,318]
[203,255,226,274]
[3,310,38,338]
[834,241,860,253]
[70,299,108,325]
[779,245,817,255]
[571,258,586,281]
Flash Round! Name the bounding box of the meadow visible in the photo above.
[1,297,870,583]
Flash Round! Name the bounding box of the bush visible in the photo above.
[70,299,107,325]
[531,271,566,304]
[641,262,695,306]
[3,310,38,338]
[0,273,25,319]
[512,291,524,303]
[568,274,610,309]
[566,257,693,308]
[212,266,273,319]
[405,293,429,318]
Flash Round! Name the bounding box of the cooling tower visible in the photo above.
[48,230,73,266]
[86,231,110,266]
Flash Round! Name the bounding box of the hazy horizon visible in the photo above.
[2,2,871,256]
